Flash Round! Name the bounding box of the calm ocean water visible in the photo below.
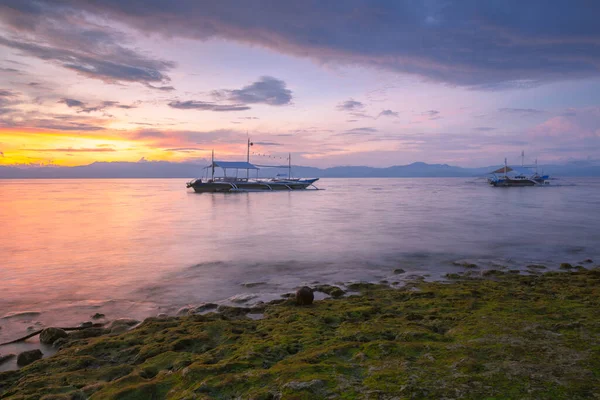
[1,177,599,365]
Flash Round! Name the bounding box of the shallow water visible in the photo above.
[1,177,599,366]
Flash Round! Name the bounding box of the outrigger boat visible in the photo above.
[186,140,319,193]
[488,152,550,187]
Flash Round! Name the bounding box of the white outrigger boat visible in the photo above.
[487,152,550,187]
[186,140,320,193]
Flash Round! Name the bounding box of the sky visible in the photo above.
[0,0,599,168]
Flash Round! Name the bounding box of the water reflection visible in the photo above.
[1,178,599,343]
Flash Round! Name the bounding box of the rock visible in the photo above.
[483,269,505,277]
[1,311,41,320]
[268,299,287,305]
[68,327,107,340]
[176,307,191,316]
[39,327,68,345]
[0,354,16,365]
[17,349,43,367]
[157,313,169,319]
[194,303,218,313]
[296,286,314,306]
[107,318,139,334]
[527,264,547,269]
[393,268,406,274]
[314,284,345,298]
[217,305,252,318]
[53,338,69,349]
[229,293,259,304]
[79,321,93,328]
[91,313,105,320]
[560,263,574,270]
[241,282,266,288]
[453,261,478,269]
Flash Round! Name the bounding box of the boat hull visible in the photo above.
[188,178,319,193]
[488,177,547,187]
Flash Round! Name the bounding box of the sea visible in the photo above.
[1,177,599,370]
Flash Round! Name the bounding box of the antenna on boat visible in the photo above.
[288,153,292,179]
[211,149,215,180]
[246,133,253,180]
[521,150,525,167]
[535,158,538,174]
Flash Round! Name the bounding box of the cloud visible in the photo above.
[0,151,3,157]
[499,108,543,115]
[0,3,175,88]
[338,127,377,136]
[170,77,291,112]
[336,99,365,112]
[213,76,292,105]
[59,98,137,113]
[23,147,116,152]
[128,130,168,139]
[474,127,496,132]
[164,147,204,152]
[378,109,399,118]
[422,110,441,120]
[168,101,251,112]
[253,141,281,146]
[18,1,600,88]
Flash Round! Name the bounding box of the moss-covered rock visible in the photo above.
[314,284,345,298]
[1,269,600,399]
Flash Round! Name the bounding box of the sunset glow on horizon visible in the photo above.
[1,1,600,168]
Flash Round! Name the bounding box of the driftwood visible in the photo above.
[0,326,89,346]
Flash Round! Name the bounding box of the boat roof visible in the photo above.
[211,161,259,169]
[491,166,514,174]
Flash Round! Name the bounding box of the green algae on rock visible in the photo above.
[1,269,600,399]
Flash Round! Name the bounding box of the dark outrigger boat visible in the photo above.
[186,141,319,193]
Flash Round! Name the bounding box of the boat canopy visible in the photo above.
[255,164,289,168]
[491,166,514,174]
[210,161,259,169]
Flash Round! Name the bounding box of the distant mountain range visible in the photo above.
[1,160,599,179]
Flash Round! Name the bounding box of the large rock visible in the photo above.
[39,327,68,344]
[17,349,43,367]
[296,286,314,305]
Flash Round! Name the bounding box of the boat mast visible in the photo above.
[247,135,250,180]
[521,150,525,167]
[288,153,291,179]
[211,149,215,180]
[504,157,507,177]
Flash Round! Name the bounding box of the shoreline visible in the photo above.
[1,266,599,399]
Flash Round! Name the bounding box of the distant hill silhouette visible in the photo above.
[1,160,599,179]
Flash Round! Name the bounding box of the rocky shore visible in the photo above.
[1,266,599,399]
